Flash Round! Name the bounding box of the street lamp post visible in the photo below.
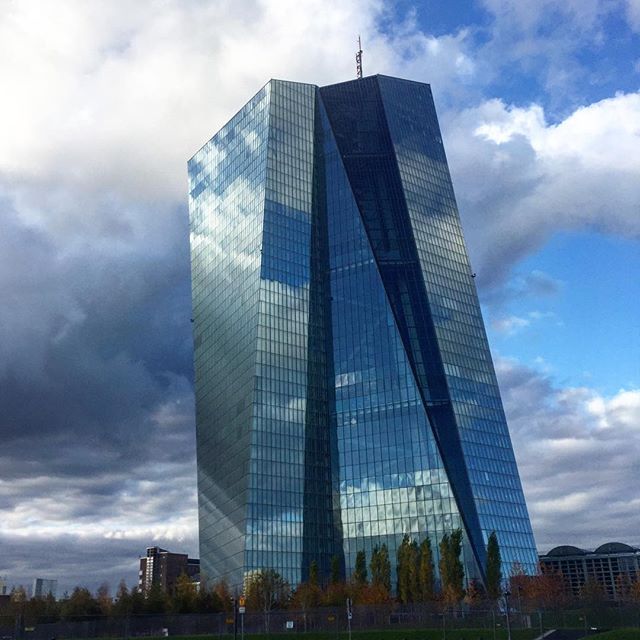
[538,609,543,637]
[580,614,588,636]
[503,590,512,640]
[233,592,238,640]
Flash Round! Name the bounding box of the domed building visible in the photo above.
[539,542,640,600]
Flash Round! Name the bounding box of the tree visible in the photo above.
[510,563,534,613]
[112,580,131,617]
[213,579,233,612]
[96,583,112,616]
[439,530,465,606]
[407,539,419,601]
[144,582,168,614]
[31,592,60,624]
[629,578,640,604]
[354,550,368,586]
[129,587,145,614]
[370,544,391,593]
[330,555,341,585]
[246,569,290,623]
[528,569,567,611]
[60,587,101,620]
[290,581,321,612]
[418,537,436,602]
[309,560,319,587]
[323,579,347,607]
[464,579,485,609]
[615,573,632,603]
[355,582,393,605]
[9,586,28,618]
[10,586,28,603]
[397,535,411,603]
[195,578,224,613]
[397,535,419,603]
[486,531,502,600]
[172,572,198,613]
[580,577,605,607]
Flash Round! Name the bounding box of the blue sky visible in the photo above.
[486,232,639,395]
[0,0,638,593]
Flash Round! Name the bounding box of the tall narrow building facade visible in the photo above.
[188,75,537,589]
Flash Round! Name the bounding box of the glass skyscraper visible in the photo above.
[188,75,537,590]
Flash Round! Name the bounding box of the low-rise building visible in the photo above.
[539,542,640,600]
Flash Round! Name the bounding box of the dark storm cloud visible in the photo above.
[0,188,199,572]
[0,193,194,457]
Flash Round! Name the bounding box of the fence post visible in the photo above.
[14,612,24,640]
[538,610,543,637]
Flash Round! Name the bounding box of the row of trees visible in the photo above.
[0,577,233,623]
[6,531,640,622]
[291,529,502,609]
[1,530,502,621]
[509,565,640,612]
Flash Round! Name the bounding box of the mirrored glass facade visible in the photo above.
[189,75,537,590]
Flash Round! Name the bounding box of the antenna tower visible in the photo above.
[356,36,363,79]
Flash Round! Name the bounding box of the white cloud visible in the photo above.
[491,310,560,335]
[0,0,638,585]
[492,314,530,335]
[481,0,607,33]
[478,0,632,95]
[0,0,472,566]
[497,356,640,550]
[3,0,636,273]
[0,0,477,224]
[0,464,198,541]
[626,0,640,31]
[444,91,640,286]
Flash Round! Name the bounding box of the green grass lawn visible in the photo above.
[144,630,539,640]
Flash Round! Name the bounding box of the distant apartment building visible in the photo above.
[32,578,57,599]
[539,542,640,600]
[138,547,200,594]
[0,577,9,610]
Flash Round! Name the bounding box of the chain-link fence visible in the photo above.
[2,603,639,640]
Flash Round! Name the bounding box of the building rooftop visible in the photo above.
[542,541,640,557]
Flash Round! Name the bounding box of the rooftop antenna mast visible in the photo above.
[356,35,363,79]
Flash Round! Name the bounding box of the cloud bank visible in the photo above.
[0,0,638,592]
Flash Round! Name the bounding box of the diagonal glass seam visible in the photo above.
[317,89,484,581]
[373,77,489,579]
[319,80,488,581]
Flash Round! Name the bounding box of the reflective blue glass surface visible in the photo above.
[188,75,537,589]
[377,76,537,571]
[189,83,271,583]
